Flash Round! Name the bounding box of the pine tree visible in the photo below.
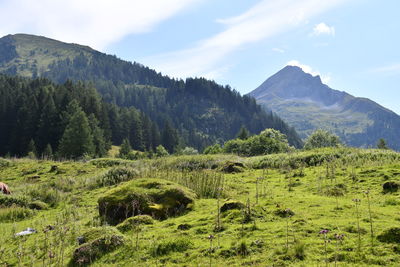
[88,114,107,157]
[119,138,132,158]
[43,144,53,159]
[377,138,388,149]
[58,104,94,159]
[237,126,250,140]
[162,121,179,154]
[27,139,37,158]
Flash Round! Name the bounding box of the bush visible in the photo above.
[0,195,29,207]
[96,167,139,187]
[223,129,290,156]
[150,238,192,257]
[155,145,169,157]
[181,147,199,155]
[304,129,342,150]
[26,186,61,207]
[203,144,223,154]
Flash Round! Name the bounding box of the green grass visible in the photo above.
[1,148,400,266]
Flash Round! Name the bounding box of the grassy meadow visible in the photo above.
[1,148,400,266]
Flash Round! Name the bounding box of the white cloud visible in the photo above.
[144,0,347,80]
[287,60,331,84]
[370,63,400,76]
[0,0,200,50]
[312,22,335,36]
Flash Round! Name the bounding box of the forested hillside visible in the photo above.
[0,34,302,150]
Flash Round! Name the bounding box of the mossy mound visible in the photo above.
[98,178,196,225]
[220,200,245,212]
[220,161,246,173]
[71,227,124,266]
[274,208,295,218]
[116,215,154,232]
[377,227,400,243]
[383,181,399,193]
[28,200,49,210]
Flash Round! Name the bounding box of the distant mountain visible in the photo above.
[249,65,400,150]
[0,34,303,149]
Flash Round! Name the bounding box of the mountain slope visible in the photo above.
[0,34,302,149]
[249,66,400,150]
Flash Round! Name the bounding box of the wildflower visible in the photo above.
[319,229,329,235]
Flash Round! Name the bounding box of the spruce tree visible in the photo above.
[43,144,53,159]
[58,104,94,159]
[119,138,132,158]
[88,114,107,157]
[162,121,179,154]
[237,126,250,140]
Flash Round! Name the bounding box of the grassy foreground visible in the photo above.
[1,148,400,266]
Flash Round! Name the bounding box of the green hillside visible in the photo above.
[0,34,302,150]
[1,148,400,266]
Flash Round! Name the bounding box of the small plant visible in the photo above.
[352,198,362,254]
[319,229,329,266]
[364,190,374,250]
[334,233,345,266]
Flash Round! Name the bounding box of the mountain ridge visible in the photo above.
[249,65,400,150]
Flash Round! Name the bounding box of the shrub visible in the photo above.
[0,195,29,207]
[90,158,133,168]
[96,167,139,187]
[203,144,223,154]
[155,145,169,157]
[181,147,199,155]
[223,129,290,156]
[26,186,61,207]
[304,129,342,150]
[150,238,192,257]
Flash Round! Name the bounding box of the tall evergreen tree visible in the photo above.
[88,114,108,157]
[58,103,94,159]
[162,121,179,154]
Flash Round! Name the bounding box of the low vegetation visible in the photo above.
[1,147,400,266]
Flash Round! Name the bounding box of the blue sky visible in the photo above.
[1,0,399,113]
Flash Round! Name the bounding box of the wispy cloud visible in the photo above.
[287,60,331,84]
[312,22,335,36]
[145,0,347,80]
[0,0,200,50]
[370,63,400,76]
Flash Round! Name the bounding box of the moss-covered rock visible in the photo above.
[220,161,246,173]
[98,178,196,225]
[220,200,245,212]
[71,227,124,266]
[116,215,154,232]
[377,227,400,243]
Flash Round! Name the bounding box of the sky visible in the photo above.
[0,0,399,113]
